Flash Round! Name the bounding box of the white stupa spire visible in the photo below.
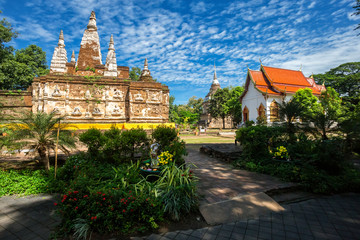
[50,30,67,73]
[104,34,118,77]
[212,63,219,85]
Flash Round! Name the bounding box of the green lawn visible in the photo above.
[180,135,235,144]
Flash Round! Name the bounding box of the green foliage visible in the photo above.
[310,87,344,140]
[118,128,149,161]
[170,96,203,127]
[234,124,360,193]
[0,11,18,63]
[278,99,305,141]
[129,67,141,81]
[314,62,360,105]
[152,126,178,149]
[9,112,76,171]
[0,169,51,196]
[79,128,106,157]
[157,164,198,221]
[236,125,284,161]
[152,126,187,165]
[15,44,48,77]
[227,86,244,126]
[292,88,321,120]
[209,88,231,128]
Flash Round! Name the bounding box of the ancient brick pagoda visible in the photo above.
[32,11,170,125]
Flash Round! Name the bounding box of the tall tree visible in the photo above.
[227,86,244,126]
[0,14,48,90]
[209,88,231,129]
[15,44,48,77]
[313,62,360,106]
[278,99,305,141]
[129,67,141,81]
[0,11,17,63]
[292,88,321,121]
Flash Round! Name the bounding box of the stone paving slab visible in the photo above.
[185,145,296,205]
[0,194,60,240]
[199,192,284,225]
[142,193,360,240]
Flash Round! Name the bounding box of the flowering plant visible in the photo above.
[157,151,173,166]
[272,146,289,160]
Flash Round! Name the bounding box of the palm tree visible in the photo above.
[10,111,76,171]
[278,99,305,142]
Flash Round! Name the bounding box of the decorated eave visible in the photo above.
[240,65,325,102]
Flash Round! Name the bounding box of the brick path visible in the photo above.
[0,194,60,240]
[144,193,360,240]
[184,145,294,204]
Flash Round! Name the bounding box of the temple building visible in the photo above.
[199,65,233,128]
[240,65,325,123]
[30,11,170,128]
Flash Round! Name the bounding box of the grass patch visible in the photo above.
[180,136,235,144]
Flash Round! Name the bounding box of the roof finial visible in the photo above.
[71,50,75,63]
[299,64,302,71]
[87,11,97,30]
[58,30,65,47]
[310,72,314,78]
[259,58,262,65]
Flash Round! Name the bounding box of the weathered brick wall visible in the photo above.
[32,75,169,123]
[0,90,32,118]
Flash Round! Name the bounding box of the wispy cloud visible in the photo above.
[2,0,359,103]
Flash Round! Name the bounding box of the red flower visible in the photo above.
[130,209,134,212]
[94,216,97,220]
[123,209,126,213]
[102,193,105,196]
[74,198,77,201]
[75,207,78,210]
[54,203,57,206]
[83,195,88,198]
[103,198,106,201]
[73,191,79,194]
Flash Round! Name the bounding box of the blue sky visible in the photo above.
[2,0,360,104]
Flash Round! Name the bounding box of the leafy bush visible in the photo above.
[157,164,198,220]
[79,128,106,157]
[236,125,284,161]
[119,128,149,161]
[152,126,178,149]
[152,126,187,165]
[56,189,163,237]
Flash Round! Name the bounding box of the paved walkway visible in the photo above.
[144,193,360,240]
[184,145,294,205]
[0,194,59,240]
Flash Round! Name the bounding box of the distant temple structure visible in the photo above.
[29,11,170,127]
[240,65,325,123]
[199,65,233,128]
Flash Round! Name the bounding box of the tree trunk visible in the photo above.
[222,117,225,129]
[38,146,50,171]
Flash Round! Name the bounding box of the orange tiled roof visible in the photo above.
[243,66,324,99]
